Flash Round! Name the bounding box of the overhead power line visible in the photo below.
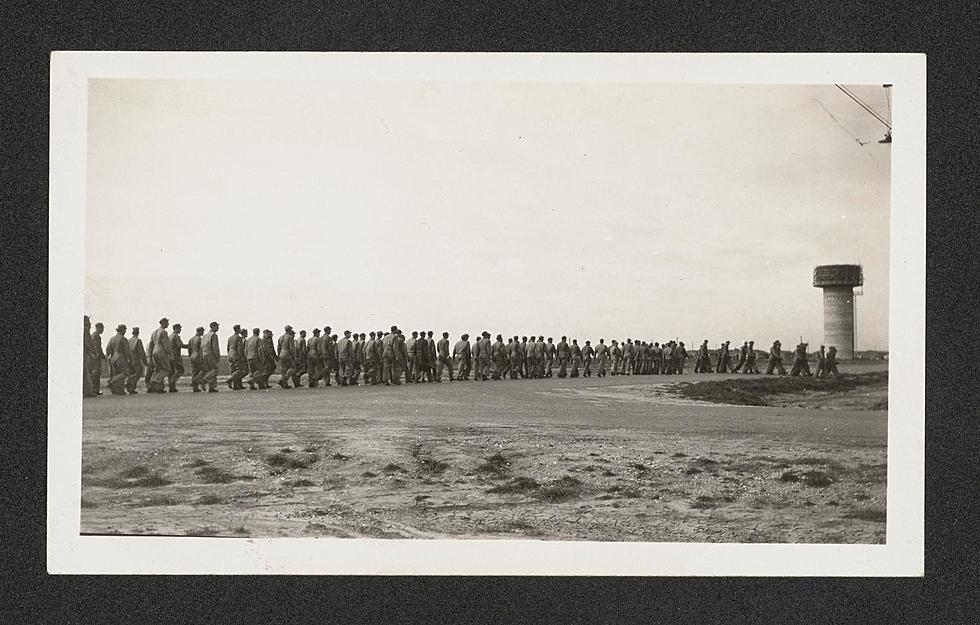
[834,84,892,130]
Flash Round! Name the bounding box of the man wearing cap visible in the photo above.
[434,332,452,382]
[294,330,309,386]
[380,326,398,385]
[320,327,336,386]
[305,328,323,387]
[188,326,205,392]
[731,341,749,373]
[569,339,582,378]
[490,334,508,380]
[413,330,431,383]
[766,340,786,375]
[814,344,827,379]
[594,338,609,378]
[581,340,594,377]
[166,323,187,392]
[544,337,556,378]
[276,326,297,389]
[334,330,352,386]
[824,345,841,379]
[453,333,471,381]
[105,324,131,395]
[258,329,277,388]
[89,322,106,395]
[610,340,622,376]
[395,330,409,383]
[200,321,220,392]
[147,318,172,393]
[361,331,376,385]
[745,341,759,374]
[82,316,98,397]
[125,327,148,394]
[676,341,688,374]
[694,340,709,373]
[243,328,263,389]
[225,325,246,390]
[560,337,574,378]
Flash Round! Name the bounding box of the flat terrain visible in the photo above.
[80,364,888,543]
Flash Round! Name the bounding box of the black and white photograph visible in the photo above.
[47,53,925,575]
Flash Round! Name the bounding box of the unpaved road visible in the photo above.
[80,364,887,543]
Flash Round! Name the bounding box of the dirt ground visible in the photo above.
[80,363,887,543]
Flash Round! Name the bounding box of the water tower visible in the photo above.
[813,264,863,360]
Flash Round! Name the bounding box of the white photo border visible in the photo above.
[48,52,925,576]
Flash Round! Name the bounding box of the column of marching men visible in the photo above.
[82,316,842,397]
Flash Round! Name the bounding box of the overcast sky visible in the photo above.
[85,79,890,348]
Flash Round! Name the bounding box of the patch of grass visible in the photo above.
[303,445,319,453]
[629,462,648,472]
[488,476,541,495]
[185,525,220,537]
[872,397,888,410]
[536,476,585,503]
[843,508,886,523]
[684,467,703,475]
[675,371,888,406]
[382,463,408,473]
[690,494,737,510]
[801,470,835,488]
[285,479,316,487]
[779,471,801,483]
[411,445,449,475]
[671,452,688,458]
[80,497,98,509]
[280,447,294,453]
[185,458,210,468]
[361,471,378,478]
[195,466,239,484]
[136,495,179,507]
[693,458,720,466]
[266,452,318,469]
[194,494,226,505]
[232,526,249,534]
[120,465,150,478]
[601,469,617,477]
[476,453,511,475]
[330,453,352,461]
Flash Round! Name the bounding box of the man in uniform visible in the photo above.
[334,330,352,386]
[790,342,812,377]
[225,324,247,390]
[242,328,262,389]
[555,336,570,378]
[824,346,841,379]
[569,339,582,377]
[165,323,187,392]
[477,332,492,381]
[415,330,432,383]
[396,330,410,383]
[200,321,220,392]
[662,341,674,375]
[275,326,296,388]
[766,340,786,375]
[650,341,661,374]
[304,328,322,387]
[623,339,634,375]
[83,316,97,397]
[814,344,827,379]
[610,340,622,375]
[126,327,148,394]
[745,341,759,374]
[435,332,452,382]
[380,327,398,385]
[360,331,375,385]
[147,318,172,393]
[545,337,556,378]
[258,329,277,388]
[595,338,609,378]
[453,333,471,381]
[350,332,363,385]
[731,341,749,373]
[676,341,688,374]
[426,331,438,381]
[90,322,106,395]
[405,331,418,383]
[295,330,309,386]
[187,326,205,392]
[581,340,594,377]
[320,326,336,386]
[104,324,131,395]
[693,340,708,373]
[491,334,508,380]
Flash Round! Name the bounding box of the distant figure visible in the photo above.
[789,342,812,377]
[694,340,710,373]
[570,339,582,378]
[258,329,277,388]
[766,340,786,375]
[188,326,206,392]
[545,337,556,378]
[201,321,220,392]
[595,339,608,377]
[610,340,622,375]
[824,346,841,379]
[744,341,759,374]
[509,335,523,379]
[90,322,106,395]
[491,334,508,380]
[226,325,247,390]
[148,318,172,394]
[581,340,595,377]
[815,345,827,379]
[305,328,323,387]
[126,327,147,394]
[453,333,471,381]
[556,336,571,378]
[244,328,264,390]
[83,316,97,398]
[731,341,749,373]
[623,339,634,375]
[104,324,131,395]
[715,341,731,373]
[675,341,688,374]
